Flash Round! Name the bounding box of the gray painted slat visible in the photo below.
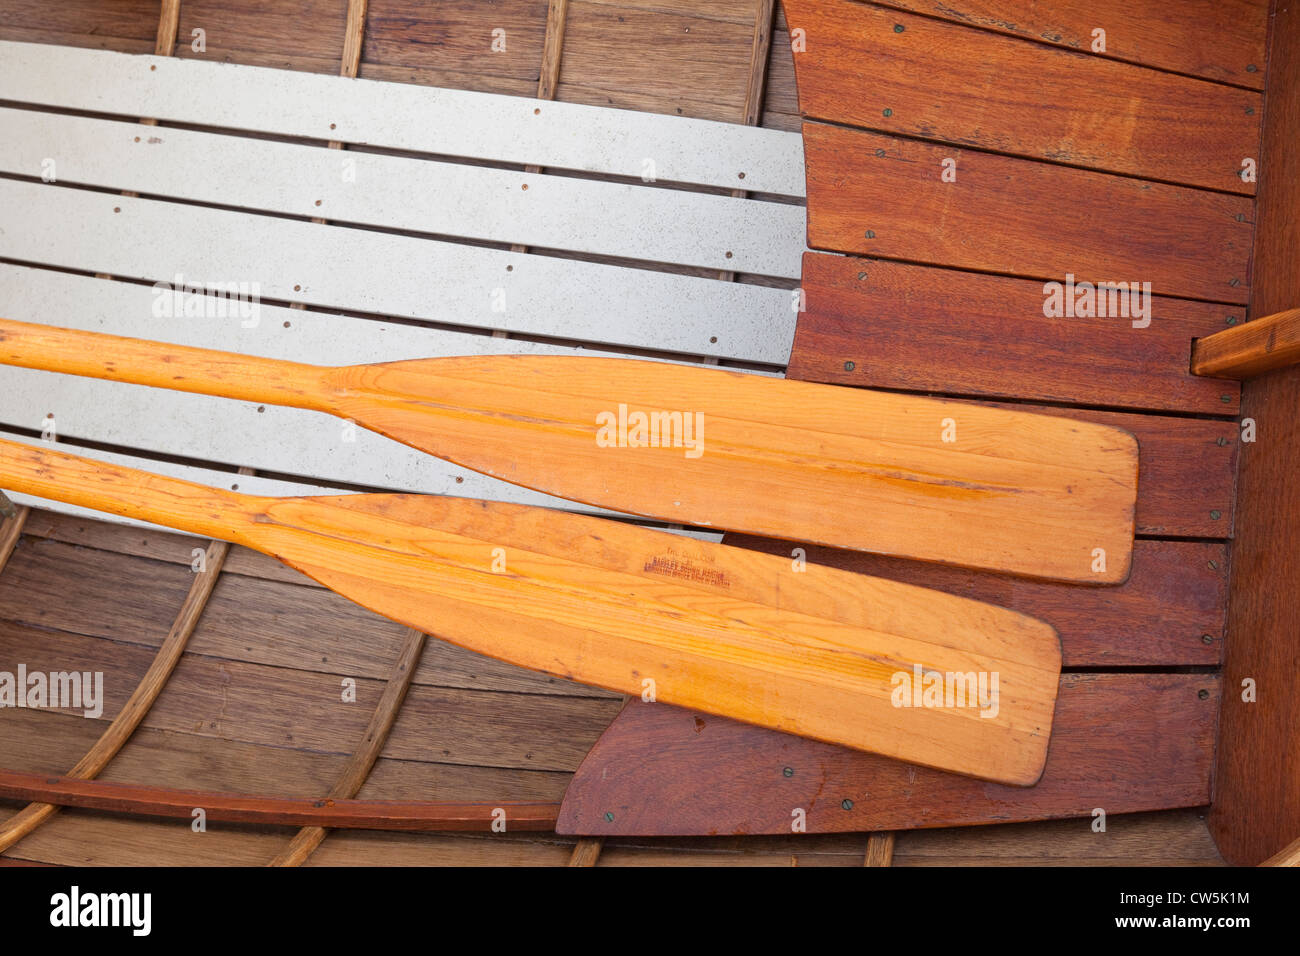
[0,108,804,280]
[0,40,805,198]
[0,179,799,365]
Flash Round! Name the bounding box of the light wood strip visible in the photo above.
[864,831,895,867]
[155,0,181,58]
[568,837,604,866]
[0,502,28,575]
[1191,308,1300,379]
[0,536,233,854]
[1262,837,1300,866]
[0,39,805,197]
[538,0,570,101]
[270,626,428,866]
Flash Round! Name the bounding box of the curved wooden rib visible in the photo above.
[0,538,232,853]
[864,832,895,867]
[568,838,604,866]
[0,769,561,831]
[0,500,28,573]
[1261,837,1300,866]
[270,626,428,866]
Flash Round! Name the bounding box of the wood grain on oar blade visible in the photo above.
[0,437,1061,785]
[0,319,1138,582]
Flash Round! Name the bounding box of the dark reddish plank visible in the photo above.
[866,0,1267,90]
[557,674,1218,835]
[726,536,1226,667]
[792,253,1242,415]
[804,122,1253,306]
[1210,0,1300,866]
[0,0,161,51]
[0,768,561,831]
[784,0,1261,193]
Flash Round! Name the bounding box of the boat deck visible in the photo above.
[0,0,1279,865]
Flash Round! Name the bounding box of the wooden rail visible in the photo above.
[1192,308,1300,379]
[0,769,561,832]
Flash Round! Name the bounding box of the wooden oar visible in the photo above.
[0,318,1137,583]
[0,436,1061,785]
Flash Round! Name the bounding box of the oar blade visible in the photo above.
[250,493,1061,785]
[329,356,1137,584]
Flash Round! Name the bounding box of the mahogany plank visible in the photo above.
[726,536,1227,667]
[783,0,1261,193]
[791,253,1242,415]
[803,122,1253,305]
[557,674,1218,836]
[175,0,350,74]
[363,0,547,85]
[1192,307,1300,379]
[0,0,160,52]
[1210,0,1300,866]
[867,0,1267,90]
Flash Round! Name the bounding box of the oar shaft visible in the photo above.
[0,317,328,408]
[0,437,261,544]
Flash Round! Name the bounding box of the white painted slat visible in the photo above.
[0,40,806,198]
[0,264,618,365]
[0,108,804,280]
[0,179,798,365]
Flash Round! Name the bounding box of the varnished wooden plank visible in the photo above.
[0,619,616,772]
[783,0,1261,193]
[556,674,1218,835]
[726,536,1227,667]
[0,810,297,866]
[362,0,548,84]
[803,122,1253,305]
[894,809,1223,866]
[0,0,160,50]
[0,707,577,805]
[1210,0,1300,867]
[176,0,350,74]
[0,539,232,852]
[1192,308,1300,379]
[555,2,754,122]
[792,253,1242,415]
[866,0,1267,90]
[0,439,1064,784]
